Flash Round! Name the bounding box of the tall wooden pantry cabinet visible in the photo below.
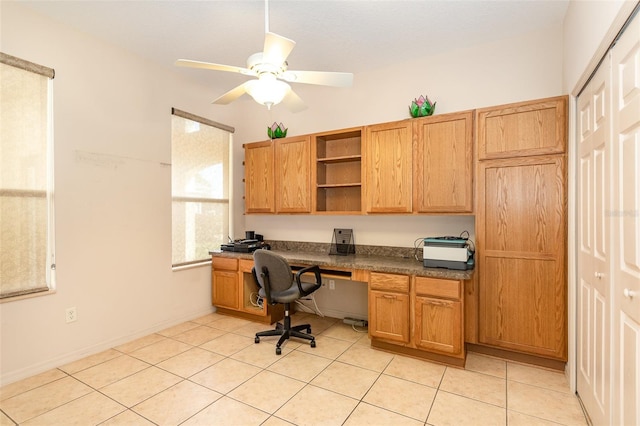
[475,96,568,361]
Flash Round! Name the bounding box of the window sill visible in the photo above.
[172,260,212,272]
[0,288,57,304]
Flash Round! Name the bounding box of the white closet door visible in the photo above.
[611,11,640,426]
[576,55,612,426]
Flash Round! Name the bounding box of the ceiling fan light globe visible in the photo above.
[245,76,289,108]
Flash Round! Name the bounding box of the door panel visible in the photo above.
[413,112,473,212]
[244,141,275,213]
[275,136,311,213]
[576,59,611,426]
[364,121,412,213]
[611,13,640,426]
[480,255,565,358]
[477,153,567,360]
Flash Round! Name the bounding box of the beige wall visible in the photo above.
[0,3,240,385]
[562,0,631,94]
[1,2,566,384]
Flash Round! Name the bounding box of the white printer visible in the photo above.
[423,236,474,270]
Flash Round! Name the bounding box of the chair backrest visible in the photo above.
[253,250,293,294]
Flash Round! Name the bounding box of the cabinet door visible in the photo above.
[477,155,567,360]
[369,289,410,343]
[364,121,412,213]
[275,136,311,213]
[212,270,239,310]
[244,141,275,213]
[415,296,463,356]
[476,96,567,160]
[413,111,474,213]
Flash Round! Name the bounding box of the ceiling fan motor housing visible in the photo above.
[247,52,288,78]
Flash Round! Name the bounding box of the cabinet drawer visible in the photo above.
[212,257,238,271]
[238,259,254,272]
[370,272,410,293]
[415,277,461,300]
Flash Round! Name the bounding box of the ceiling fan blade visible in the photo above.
[212,82,250,105]
[281,70,353,87]
[175,59,253,76]
[281,87,307,113]
[263,32,296,65]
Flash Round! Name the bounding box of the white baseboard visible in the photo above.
[0,307,215,387]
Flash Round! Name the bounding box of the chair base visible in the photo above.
[254,304,316,355]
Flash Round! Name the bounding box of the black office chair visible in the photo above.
[252,250,322,355]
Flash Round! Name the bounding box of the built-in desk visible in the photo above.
[209,249,472,280]
[209,242,475,366]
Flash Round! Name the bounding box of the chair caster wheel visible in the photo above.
[276,347,282,355]
[255,337,260,344]
[310,340,316,348]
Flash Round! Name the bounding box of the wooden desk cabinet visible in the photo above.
[368,272,465,363]
[211,257,239,310]
[414,277,463,357]
[211,256,284,324]
[368,272,411,343]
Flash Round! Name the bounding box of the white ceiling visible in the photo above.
[18,0,569,97]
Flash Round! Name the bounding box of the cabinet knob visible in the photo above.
[382,294,397,300]
[623,288,636,299]
[595,272,604,279]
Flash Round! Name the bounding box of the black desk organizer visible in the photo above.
[329,228,355,256]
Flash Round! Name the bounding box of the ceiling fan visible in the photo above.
[175,0,353,113]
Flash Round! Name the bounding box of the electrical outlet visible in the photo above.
[65,307,77,323]
[329,280,335,290]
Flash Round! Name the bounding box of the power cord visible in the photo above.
[295,294,324,317]
[249,292,263,308]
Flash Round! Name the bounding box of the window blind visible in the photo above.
[171,110,232,267]
[1,53,55,299]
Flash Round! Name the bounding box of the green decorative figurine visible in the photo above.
[409,95,436,117]
[267,122,288,139]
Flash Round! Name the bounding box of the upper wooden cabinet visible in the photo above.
[364,120,413,213]
[413,111,474,213]
[476,96,567,160]
[244,141,275,213]
[274,136,311,213]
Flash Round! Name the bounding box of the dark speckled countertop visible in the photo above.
[210,240,474,281]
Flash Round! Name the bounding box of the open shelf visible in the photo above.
[314,128,363,213]
[317,154,362,164]
[317,182,361,188]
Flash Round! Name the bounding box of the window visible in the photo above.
[0,53,55,299]
[171,109,233,267]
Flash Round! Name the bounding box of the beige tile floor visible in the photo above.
[0,312,588,426]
